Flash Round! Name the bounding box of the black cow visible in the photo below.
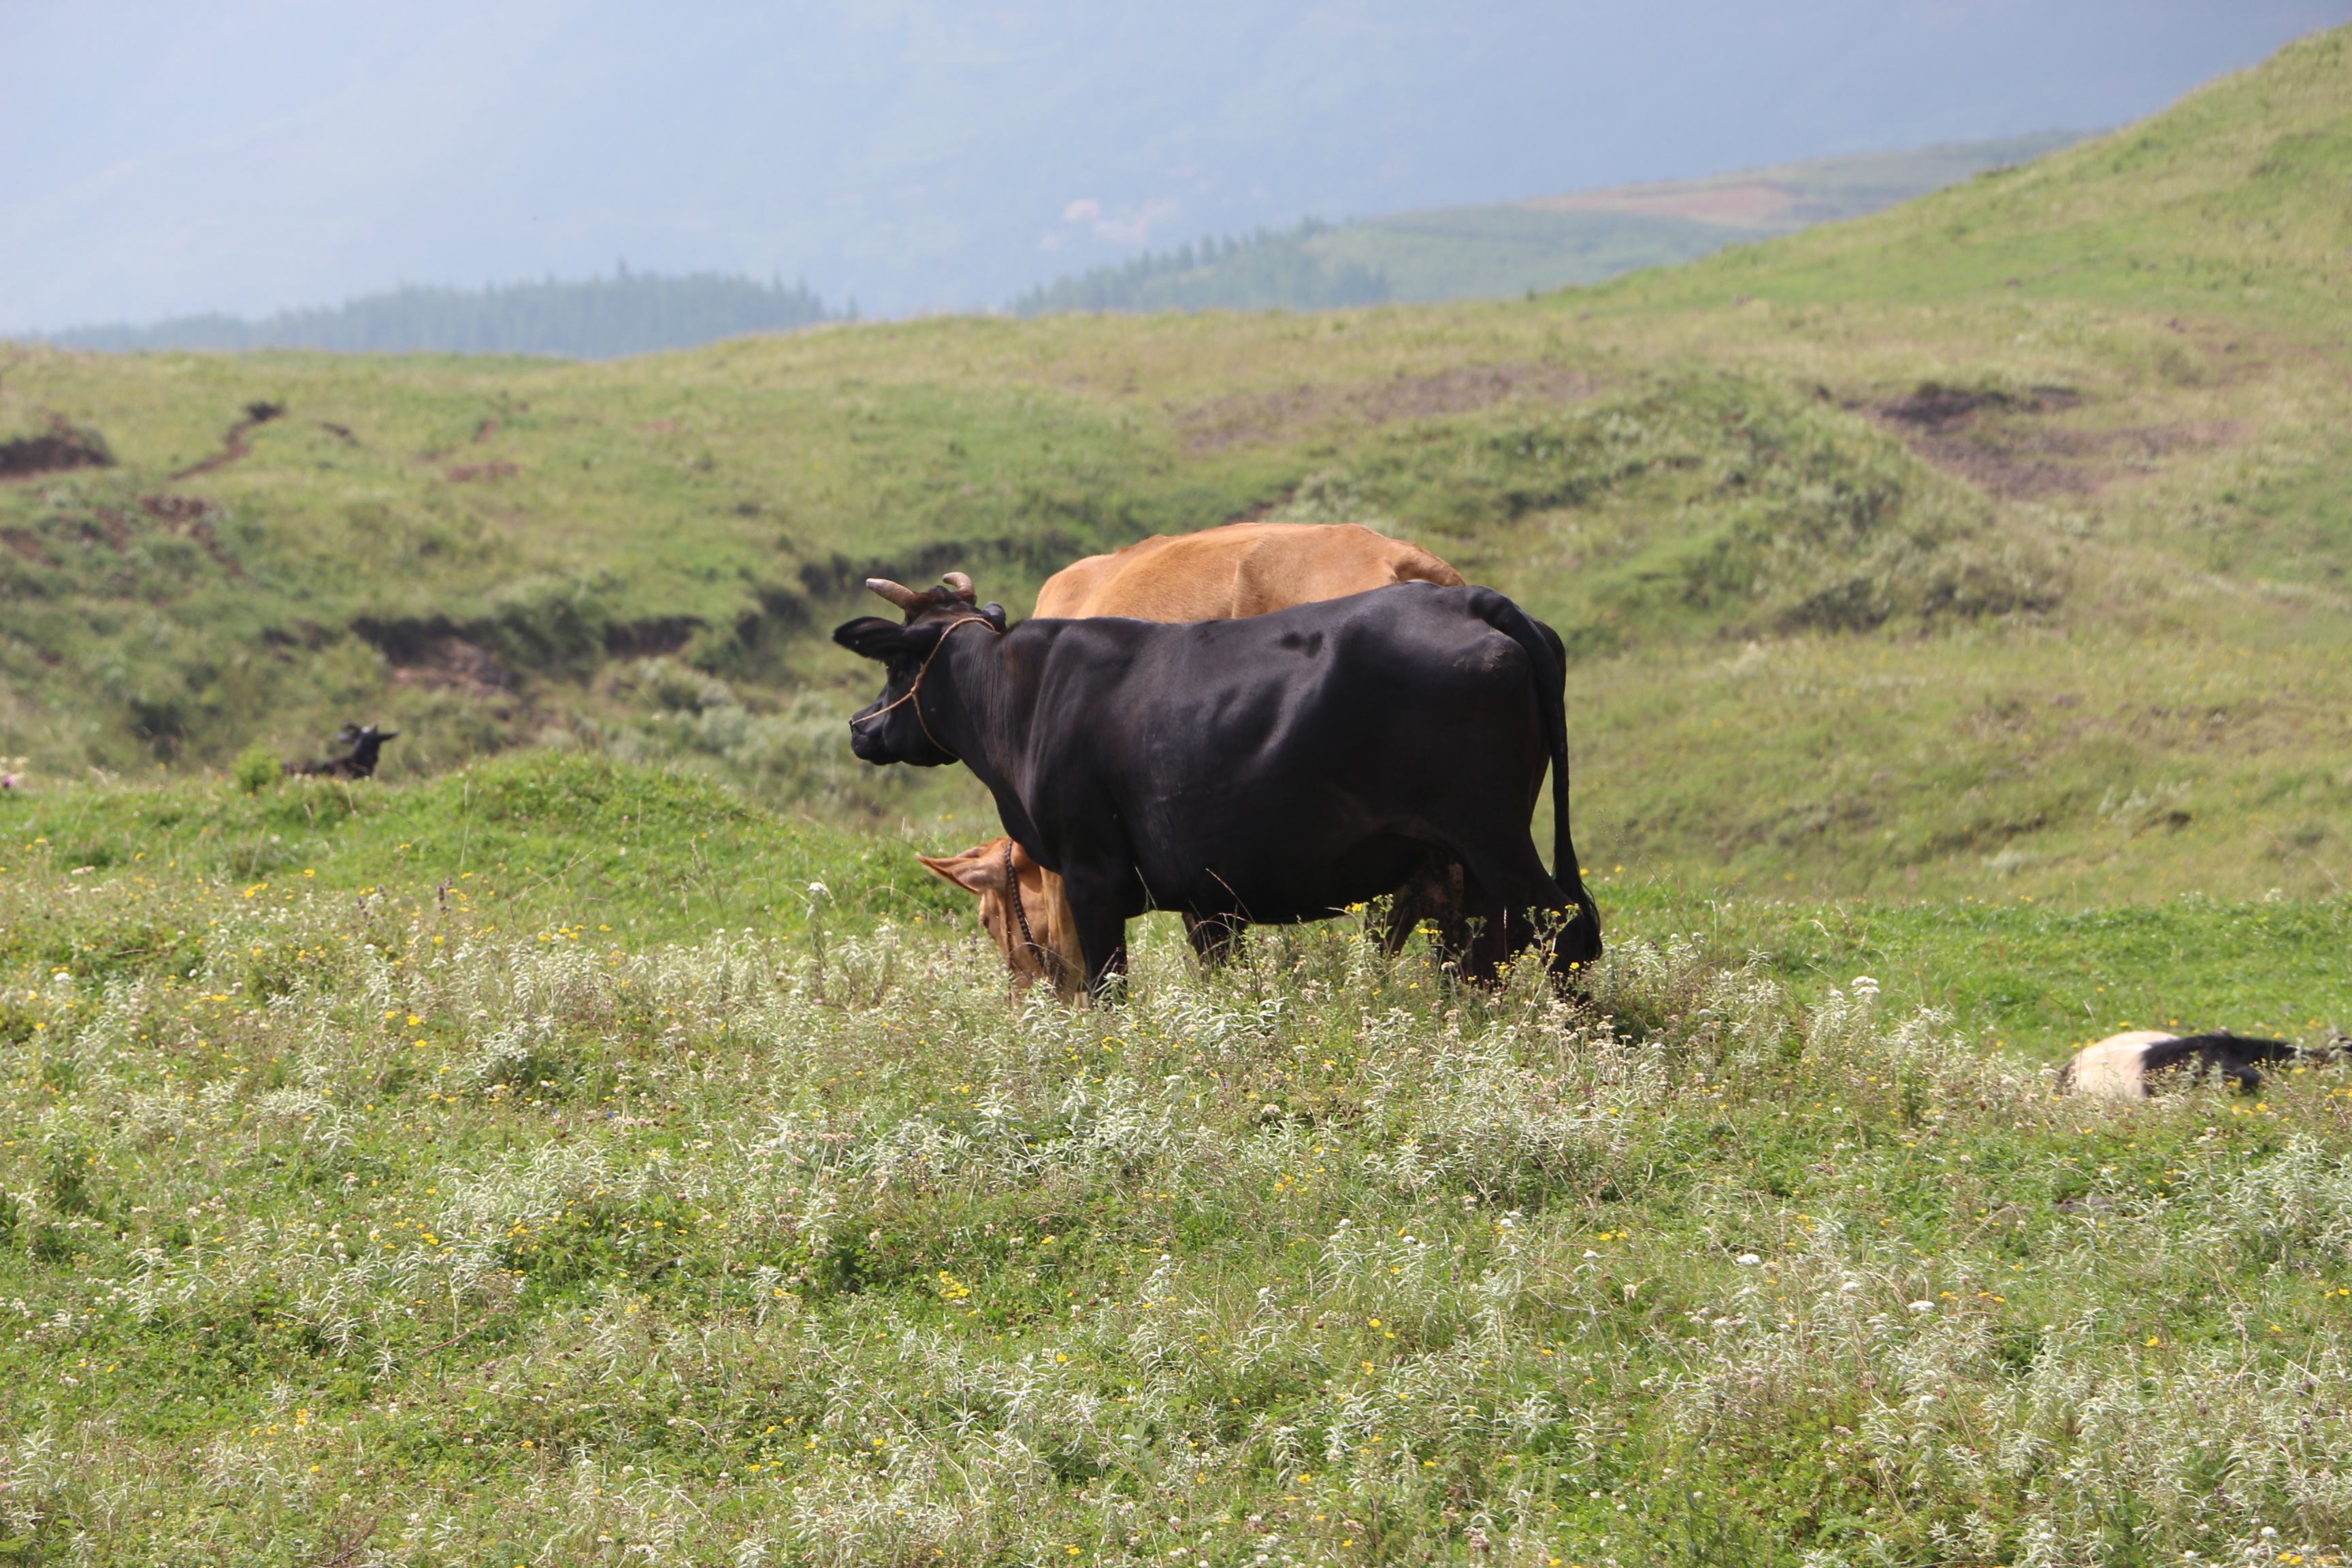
[284,723,399,780]
[835,573,1601,995]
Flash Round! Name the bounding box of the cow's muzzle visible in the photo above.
[847,700,896,762]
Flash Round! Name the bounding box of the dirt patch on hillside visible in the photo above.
[0,419,114,483]
[604,617,702,658]
[137,493,242,574]
[1526,179,1797,228]
[144,496,235,562]
[1180,363,1598,453]
[1872,382,2232,501]
[1894,426,2103,500]
[443,461,518,483]
[1878,383,2081,430]
[382,633,517,698]
[0,493,244,579]
[137,492,219,525]
[173,401,284,480]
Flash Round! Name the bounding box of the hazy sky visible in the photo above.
[3,1,2346,331]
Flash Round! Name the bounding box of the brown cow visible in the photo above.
[916,838,1087,993]
[919,521,1466,995]
[1035,521,1461,620]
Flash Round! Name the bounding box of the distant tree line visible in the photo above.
[52,268,838,360]
[1011,220,1390,316]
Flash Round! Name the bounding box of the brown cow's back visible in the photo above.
[1034,521,1461,620]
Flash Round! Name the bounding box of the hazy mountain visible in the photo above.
[44,133,2080,356]
[1009,222,1394,316]
[1012,132,2082,313]
[52,272,835,359]
[4,2,2344,332]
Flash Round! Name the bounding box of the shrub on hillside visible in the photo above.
[229,744,281,794]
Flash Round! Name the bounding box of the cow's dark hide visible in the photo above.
[836,577,1601,995]
[284,723,399,780]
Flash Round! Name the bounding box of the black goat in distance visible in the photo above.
[284,723,399,780]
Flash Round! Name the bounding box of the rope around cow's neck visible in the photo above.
[1001,839,1077,991]
[849,615,996,760]
[1000,836,1058,984]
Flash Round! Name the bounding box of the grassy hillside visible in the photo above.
[1298,133,2085,304]
[1597,32,2352,331]
[0,31,2347,910]
[6,31,2352,1563]
[4,760,2351,1565]
[1011,136,2082,313]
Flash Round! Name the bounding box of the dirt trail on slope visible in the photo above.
[172,401,285,480]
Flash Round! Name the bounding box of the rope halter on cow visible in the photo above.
[998,836,1071,989]
[849,575,998,761]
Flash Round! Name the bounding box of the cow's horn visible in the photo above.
[941,571,975,601]
[865,577,924,610]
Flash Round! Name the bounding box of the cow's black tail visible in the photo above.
[1469,589,1603,962]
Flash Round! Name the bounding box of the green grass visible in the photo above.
[4,33,2352,1560]
[1604,876,2352,1060]
[0,753,962,978]
[1586,29,2352,332]
[3,762,2351,1565]
[7,28,2351,908]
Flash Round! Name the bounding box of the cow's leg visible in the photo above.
[2212,1049,2264,1095]
[1183,912,1246,966]
[1058,866,1132,1000]
[1382,851,1467,956]
[1446,873,1503,983]
[1446,836,1577,986]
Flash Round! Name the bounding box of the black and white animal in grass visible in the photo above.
[2058,1029,2325,1100]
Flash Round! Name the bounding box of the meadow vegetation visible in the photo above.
[5,29,2349,903]
[4,766,2351,1565]
[3,25,2352,1566]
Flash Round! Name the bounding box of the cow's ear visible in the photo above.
[833,616,913,662]
[980,602,1007,632]
[916,848,1003,896]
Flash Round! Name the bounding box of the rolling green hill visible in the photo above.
[3,28,2349,912]
[8,31,2352,1566]
[1013,133,2082,312]
[1599,40,2352,333]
